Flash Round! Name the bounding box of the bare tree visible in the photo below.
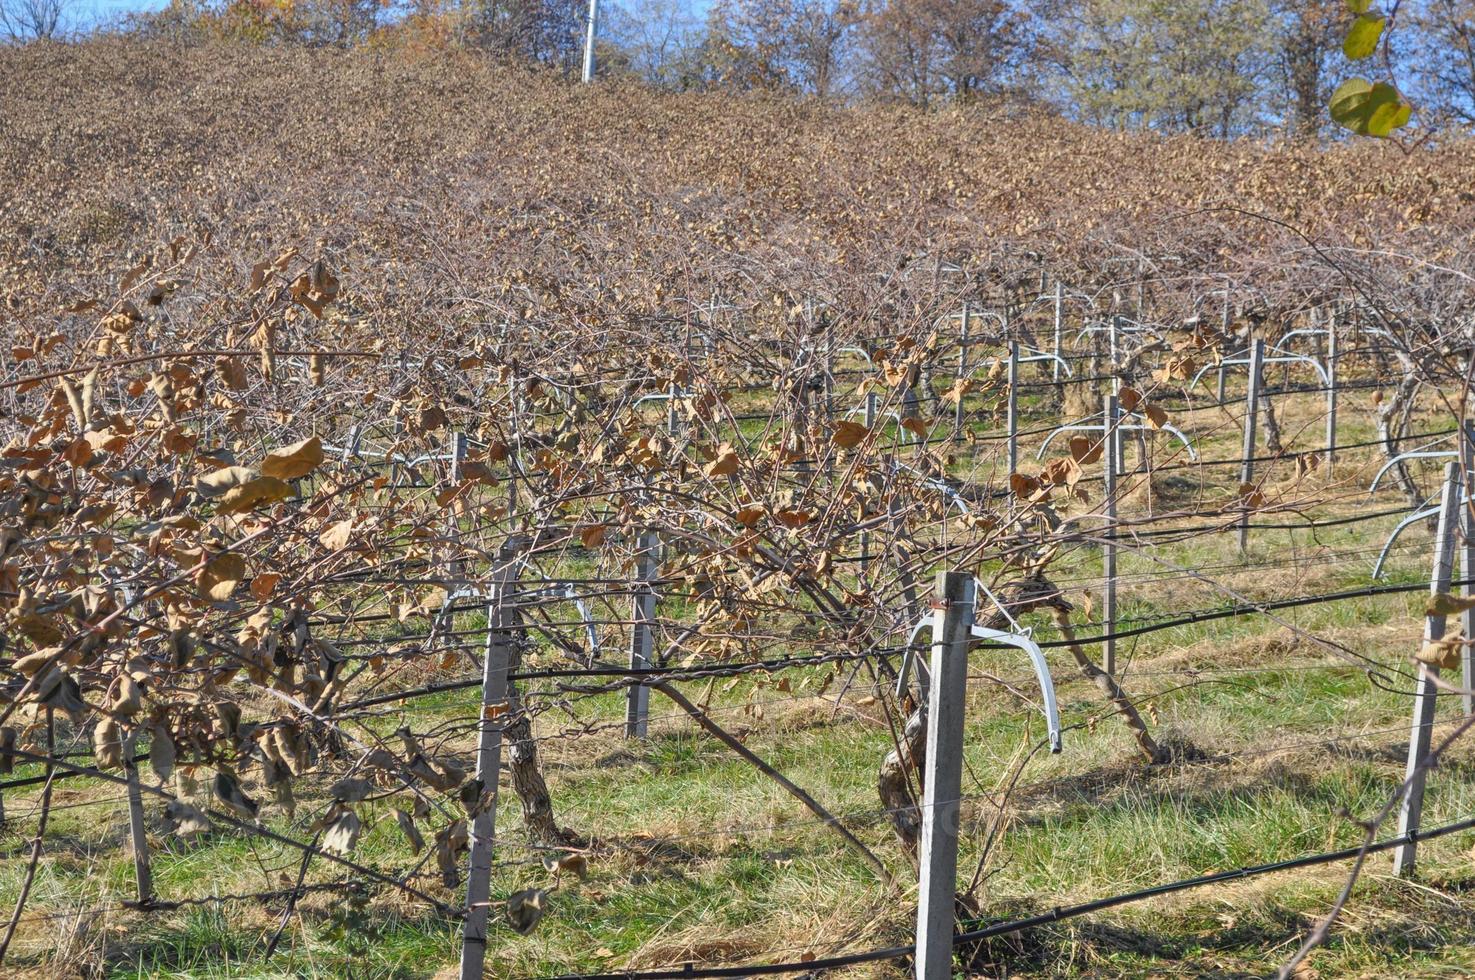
[707,0,858,96]
[606,0,704,87]
[1270,0,1341,137]
[1410,0,1475,126]
[0,0,68,40]
[467,0,588,71]
[856,0,1028,106]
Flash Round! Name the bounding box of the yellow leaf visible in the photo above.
[942,377,975,405]
[1238,483,1266,509]
[773,508,812,528]
[1042,456,1083,487]
[734,506,764,528]
[1009,473,1041,499]
[1157,354,1197,382]
[249,572,281,601]
[703,445,740,478]
[195,466,259,498]
[1416,635,1463,670]
[1427,593,1475,617]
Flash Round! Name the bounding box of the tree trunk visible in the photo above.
[1260,392,1283,455]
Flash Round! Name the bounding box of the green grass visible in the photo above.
[5,387,1475,978]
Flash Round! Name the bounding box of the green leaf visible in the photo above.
[1329,78,1411,137]
[1343,14,1385,60]
[1345,0,1373,12]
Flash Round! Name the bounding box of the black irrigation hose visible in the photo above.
[331,644,903,713]
[1059,503,1422,544]
[323,575,1472,710]
[6,568,1443,766]
[1044,575,1474,648]
[1164,426,1460,470]
[538,813,1475,980]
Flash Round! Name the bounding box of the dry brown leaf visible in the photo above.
[831,420,870,449]
[1069,435,1104,465]
[199,552,247,601]
[318,519,355,551]
[261,436,324,480]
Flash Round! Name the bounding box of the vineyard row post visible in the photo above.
[123,731,153,906]
[626,531,659,738]
[1462,421,1475,717]
[581,0,598,83]
[953,305,972,443]
[1051,282,1063,385]
[448,433,468,585]
[1134,259,1146,320]
[1104,392,1119,678]
[1216,290,1232,405]
[1393,461,1462,876]
[1238,339,1264,555]
[823,316,836,482]
[860,392,877,574]
[1006,341,1020,476]
[449,432,466,485]
[914,571,976,980]
[1325,316,1339,476]
[458,545,521,980]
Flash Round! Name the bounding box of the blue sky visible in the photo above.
[75,0,170,27]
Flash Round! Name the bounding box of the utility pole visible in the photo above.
[582,0,599,83]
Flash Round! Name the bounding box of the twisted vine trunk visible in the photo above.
[877,578,1164,854]
[1261,392,1283,455]
[1378,373,1424,511]
[878,703,927,861]
[505,710,583,848]
[1047,608,1163,763]
[504,601,583,848]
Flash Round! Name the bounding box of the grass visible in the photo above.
[4,387,1475,979]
